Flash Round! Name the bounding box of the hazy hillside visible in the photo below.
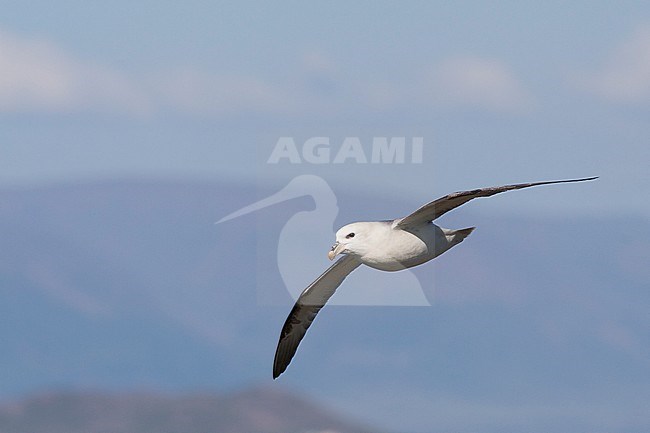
[0,179,648,432]
[0,386,376,433]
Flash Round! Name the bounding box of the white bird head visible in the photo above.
[328,222,373,260]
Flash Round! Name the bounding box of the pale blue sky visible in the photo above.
[1,1,649,216]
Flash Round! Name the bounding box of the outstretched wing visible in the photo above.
[395,177,597,229]
[273,254,362,379]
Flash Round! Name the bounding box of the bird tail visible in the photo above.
[450,227,475,246]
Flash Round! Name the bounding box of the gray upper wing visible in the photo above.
[273,254,362,379]
[395,177,597,229]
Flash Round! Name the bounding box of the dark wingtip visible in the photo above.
[555,176,598,183]
[273,346,288,379]
[272,364,285,379]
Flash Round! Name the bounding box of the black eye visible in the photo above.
[346,232,355,239]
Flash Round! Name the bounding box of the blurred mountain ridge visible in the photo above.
[0,385,377,433]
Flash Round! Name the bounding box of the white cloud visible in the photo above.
[577,26,650,103]
[0,29,150,115]
[0,30,536,118]
[301,51,339,76]
[425,55,534,113]
[0,29,292,117]
[296,52,536,115]
[150,68,295,116]
[299,51,343,97]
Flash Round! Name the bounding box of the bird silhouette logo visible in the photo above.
[217,174,431,306]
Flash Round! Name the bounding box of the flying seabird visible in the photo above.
[273,177,597,378]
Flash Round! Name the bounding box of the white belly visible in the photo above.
[360,223,453,271]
